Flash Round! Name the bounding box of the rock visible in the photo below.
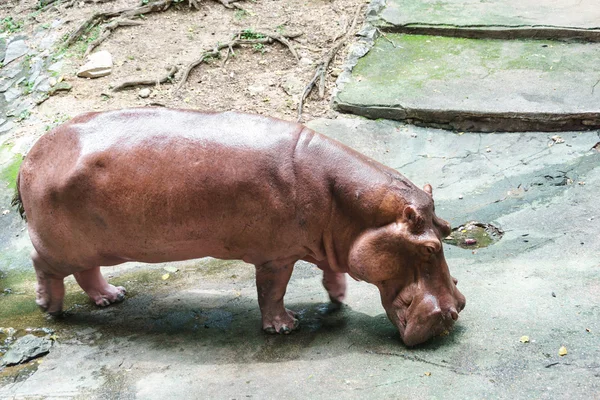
[299,57,313,66]
[138,88,151,98]
[49,77,57,87]
[0,121,15,133]
[3,40,29,66]
[28,58,45,84]
[330,68,343,77]
[1,335,52,366]
[247,85,265,96]
[48,60,64,73]
[4,87,22,102]
[281,75,304,97]
[77,51,113,79]
[48,81,72,96]
[0,38,6,64]
[0,76,17,93]
[2,60,25,79]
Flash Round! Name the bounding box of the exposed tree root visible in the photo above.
[84,18,142,56]
[65,0,245,50]
[112,66,179,91]
[64,0,172,47]
[297,3,364,122]
[176,30,302,92]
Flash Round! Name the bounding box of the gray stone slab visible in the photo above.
[1,335,52,366]
[1,118,598,399]
[334,34,600,132]
[3,40,29,66]
[376,0,600,41]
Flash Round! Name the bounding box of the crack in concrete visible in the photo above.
[592,78,600,95]
[365,350,475,376]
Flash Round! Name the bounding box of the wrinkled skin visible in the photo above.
[17,108,465,345]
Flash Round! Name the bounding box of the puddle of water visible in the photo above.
[443,221,504,249]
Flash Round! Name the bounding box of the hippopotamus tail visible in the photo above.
[11,169,26,221]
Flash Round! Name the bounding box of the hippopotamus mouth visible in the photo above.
[391,291,465,347]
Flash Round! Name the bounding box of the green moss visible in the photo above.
[0,152,24,190]
[342,34,600,105]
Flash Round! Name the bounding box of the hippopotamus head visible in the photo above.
[348,184,466,346]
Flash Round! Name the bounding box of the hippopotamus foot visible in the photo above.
[32,250,65,315]
[256,261,299,334]
[322,269,347,307]
[74,267,126,307]
[262,308,299,334]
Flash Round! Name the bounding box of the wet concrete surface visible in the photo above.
[1,117,599,398]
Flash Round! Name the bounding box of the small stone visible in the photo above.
[247,85,265,96]
[48,81,72,96]
[138,88,151,98]
[299,57,313,66]
[558,346,567,356]
[330,68,343,77]
[77,51,113,79]
[281,75,304,96]
[1,335,52,366]
[2,210,9,215]
[458,195,464,199]
[48,77,57,87]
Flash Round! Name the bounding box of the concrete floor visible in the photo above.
[1,118,599,399]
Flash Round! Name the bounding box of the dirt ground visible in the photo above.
[3,0,365,137]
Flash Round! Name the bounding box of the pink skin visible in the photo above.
[17,108,465,343]
[256,262,298,334]
[73,267,126,307]
[32,250,125,313]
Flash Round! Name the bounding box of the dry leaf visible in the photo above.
[520,336,530,343]
[161,273,170,280]
[558,346,567,356]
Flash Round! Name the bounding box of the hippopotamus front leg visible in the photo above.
[255,262,299,334]
[73,267,126,307]
[322,268,347,308]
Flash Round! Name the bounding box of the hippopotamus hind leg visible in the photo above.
[32,250,65,315]
[73,267,126,307]
[255,261,299,334]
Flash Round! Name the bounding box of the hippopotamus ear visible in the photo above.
[348,224,409,283]
[423,183,433,196]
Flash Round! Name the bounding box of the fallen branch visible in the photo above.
[297,2,364,122]
[176,30,301,92]
[112,66,179,91]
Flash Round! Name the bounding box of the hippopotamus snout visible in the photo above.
[400,283,466,346]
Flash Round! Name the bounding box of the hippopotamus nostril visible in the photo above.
[449,308,459,321]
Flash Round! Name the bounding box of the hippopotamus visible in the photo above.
[13,108,465,346]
